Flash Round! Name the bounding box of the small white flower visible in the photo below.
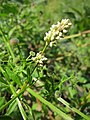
[50,41,56,47]
[32,52,47,64]
[44,36,47,41]
[56,36,60,40]
[59,32,63,37]
[57,21,60,25]
[51,35,54,41]
[65,25,69,28]
[51,24,56,29]
[68,22,72,26]
[63,29,67,33]
[50,42,53,47]
[55,31,59,35]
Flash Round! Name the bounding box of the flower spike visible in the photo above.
[44,19,72,47]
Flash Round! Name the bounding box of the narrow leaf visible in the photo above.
[6,67,22,86]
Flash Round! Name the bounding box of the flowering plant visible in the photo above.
[31,19,72,65]
[0,15,89,120]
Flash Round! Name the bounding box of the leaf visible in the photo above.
[0,13,8,17]
[16,98,27,120]
[84,5,90,17]
[0,66,10,82]
[71,7,82,16]
[6,67,22,86]
[64,12,76,18]
[0,76,8,85]
[83,83,90,89]
[2,3,18,14]
[0,97,5,107]
[68,87,77,98]
[27,88,73,120]
[0,115,12,120]
[8,26,17,38]
[6,100,17,115]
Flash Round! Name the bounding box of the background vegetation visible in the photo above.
[0,0,90,120]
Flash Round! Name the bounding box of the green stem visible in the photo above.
[63,30,90,40]
[57,97,90,120]
[10,84,27,120]
[7,42,15,60]
[42,43,48,54]
[27,87,73,120]
[0,79,27,110]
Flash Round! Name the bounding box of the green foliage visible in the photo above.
[0,0,90,120]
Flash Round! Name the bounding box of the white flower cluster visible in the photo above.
[44,19,72,47]
[32,52,47,64]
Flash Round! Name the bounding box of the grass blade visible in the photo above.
[27,87,73,120]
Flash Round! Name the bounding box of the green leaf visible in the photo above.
[16,98,27,120]
[71,7,82,16]
[0,66,10,82]
[64,12,76,18]
[6,67,22,86]
[0,115,12,120]
[0,76,7,85]
[68,87,77,98]
[83,83,90,89]
[27,88,73,120]
[6,100,17,115]
[2,3,18,14]
[84,5,90,17]
[57,97,90,120]
[8,26,18,38]
[0,13,8,17]
[0,97,5,107]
